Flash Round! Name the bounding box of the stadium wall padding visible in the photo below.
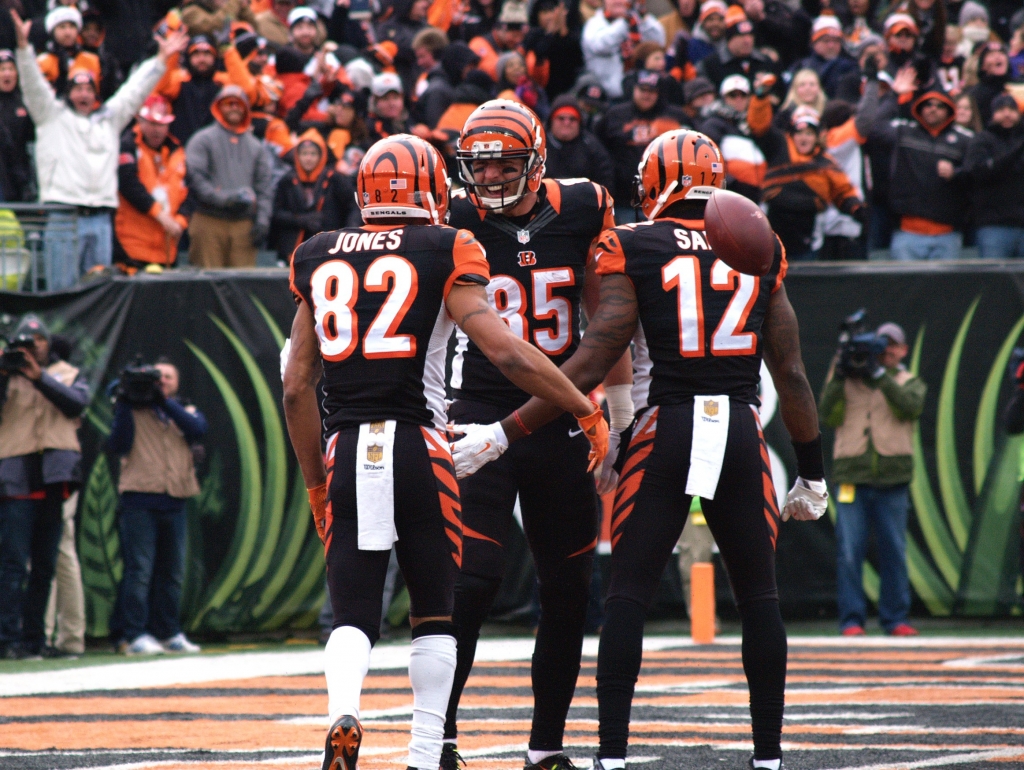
[1,261,1022,635]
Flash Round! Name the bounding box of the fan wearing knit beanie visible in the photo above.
[787,14,859,98]
[35,6,101,96]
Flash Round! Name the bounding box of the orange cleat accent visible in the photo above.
[840,625,866,636]
[323,714,363,770]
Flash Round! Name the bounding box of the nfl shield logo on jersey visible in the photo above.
[518,229,531,244]
[703,399,719,417]
[367,421,385,463]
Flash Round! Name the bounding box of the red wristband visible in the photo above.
[512,409,532,436]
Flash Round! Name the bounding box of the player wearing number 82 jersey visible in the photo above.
[282,134,608,770]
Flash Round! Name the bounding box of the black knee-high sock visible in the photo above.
[530,555,593,750]
[443,572,502,741]
[596,598,647,759]
[740,599,787,760]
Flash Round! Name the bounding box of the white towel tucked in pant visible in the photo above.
[685,396,730,500]
[355,420,398,550]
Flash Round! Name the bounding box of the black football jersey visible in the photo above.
[449,177,615,409]
[291,224,490,433]
[595,217,787,409]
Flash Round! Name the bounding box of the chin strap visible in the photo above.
[647,179,678,219]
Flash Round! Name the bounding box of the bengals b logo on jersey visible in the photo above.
[517,251,537,267]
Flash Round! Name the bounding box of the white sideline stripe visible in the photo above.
[3,635,1023,697]
[821,748,1024,769]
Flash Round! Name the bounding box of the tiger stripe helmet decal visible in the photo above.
[632,129,726,219]
[456,99,546,212]
[357,134,451,224]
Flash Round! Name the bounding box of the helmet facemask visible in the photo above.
[457,145,543,212]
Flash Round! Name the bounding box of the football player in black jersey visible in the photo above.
[437,100,633,770]
[283,134,609,770]
[454,129,830,770]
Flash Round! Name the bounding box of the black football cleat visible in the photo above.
[524,753,579,770]
[322,715,363,770]
[439,743,466,770]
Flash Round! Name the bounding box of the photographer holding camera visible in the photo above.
[107,358,206,655]
[819,318,926,637]
[0,314,90,659]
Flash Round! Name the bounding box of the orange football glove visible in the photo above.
[576,407,610,472]
[308,482,328,544]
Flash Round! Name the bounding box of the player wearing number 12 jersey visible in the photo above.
[440,100,632,770]
[455,129,830,770]
[282,134,608,770]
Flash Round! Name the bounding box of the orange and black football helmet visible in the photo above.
[356,134,450,224]
[456,99,546,211]
[632,129,726,219]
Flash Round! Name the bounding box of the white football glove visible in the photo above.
[782,477,828,522]
[450,422,508,479]
[595,428,622,495]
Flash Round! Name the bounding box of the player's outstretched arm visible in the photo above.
[282,300,330,541]
[447,282,609,469]
[502,273,639,441]
[448,282,599,421]
[762,283,828,522]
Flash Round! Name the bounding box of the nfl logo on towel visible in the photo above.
[704,399,719,417]
[367,421,385,464]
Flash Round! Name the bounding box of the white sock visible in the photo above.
[752,760,781,770]
[597,760,625,770]
[528,749,562,765]
[407,634,457,769]
[325,626,371,725]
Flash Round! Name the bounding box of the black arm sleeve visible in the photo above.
[117,133,157,214]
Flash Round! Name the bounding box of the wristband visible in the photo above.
[512,409,532,436]
[604,384,635,432]
[792,434,825,481]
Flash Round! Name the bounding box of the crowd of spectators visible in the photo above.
[2,0,1024,285]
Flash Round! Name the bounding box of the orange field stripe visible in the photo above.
[0,695,327,717]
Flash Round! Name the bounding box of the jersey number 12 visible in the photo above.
[662,257,759,357]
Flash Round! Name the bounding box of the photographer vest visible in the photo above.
[833,370,916,460]
[0,361,82,460]
[118,407,200,499]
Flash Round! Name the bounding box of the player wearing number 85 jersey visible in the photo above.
[282,134,608,770]
[454,129,830,770]
[441,99,633,770]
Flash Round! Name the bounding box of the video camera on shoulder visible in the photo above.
[0,334,35,374]
[117,356,163,407]
[836,309,887,380]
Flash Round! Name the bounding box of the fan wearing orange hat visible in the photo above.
[696,5,779,97]
[676,0,727,67]
[114,95,189,272]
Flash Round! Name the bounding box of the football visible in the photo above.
[704,189,775,276]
